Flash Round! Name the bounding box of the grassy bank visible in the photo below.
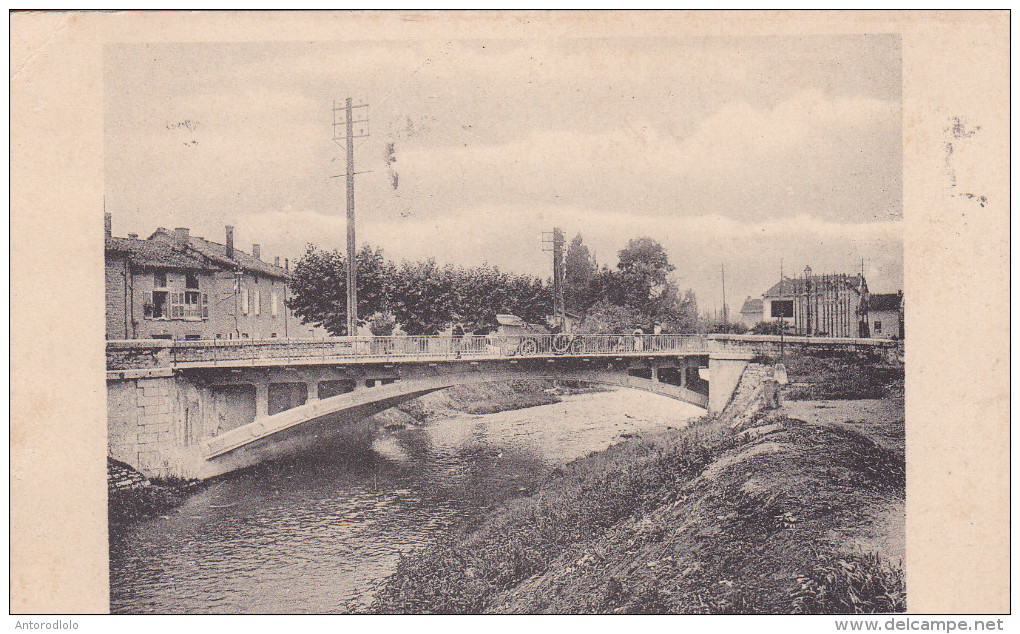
[780,351,904,401]
[369,359,906,614]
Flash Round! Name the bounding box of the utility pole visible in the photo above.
[332,98,370,336]
[542,228,567,329]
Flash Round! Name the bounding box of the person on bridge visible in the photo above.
[453,322,465,358]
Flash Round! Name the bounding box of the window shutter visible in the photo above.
[202,293,209,318]
[255,290,261,316]
[271,292,278,317]
[242,289,249,315]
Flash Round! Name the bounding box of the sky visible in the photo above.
[104,35,903,315]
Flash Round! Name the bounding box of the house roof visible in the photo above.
[869,292,902,312]
[764,274,867,298]
[186,234,290,279]
[145,228,291,279]
[105,236,213,271]
[740,297,763,314]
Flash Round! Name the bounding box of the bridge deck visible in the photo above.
[107,333,899,372]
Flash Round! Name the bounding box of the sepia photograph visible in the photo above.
[10,10,1009,621]
[102,32,906,614]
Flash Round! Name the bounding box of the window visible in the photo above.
[185,334,201,340]
[153,272,167,288]
[241,289,249,315]
[151,291,168,318]
[185,272,199,289]
[241,332,249,339]
[271,292,279,317]
[874,321,882,333]
[152,333,172,340]
[255,290,261,316]
[270,333,277,338]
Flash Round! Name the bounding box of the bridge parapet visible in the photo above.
[708,334,902,363]
[108,333,713,370]
[106,333,901,372]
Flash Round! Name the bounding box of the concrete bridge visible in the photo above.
[106,333,899,479]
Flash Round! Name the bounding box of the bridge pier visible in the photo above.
[707,352,755,414]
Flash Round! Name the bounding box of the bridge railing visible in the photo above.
[158,333,712,366]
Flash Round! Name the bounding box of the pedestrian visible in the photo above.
[453,322,465,358]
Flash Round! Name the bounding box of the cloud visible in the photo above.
[390,89,901,223]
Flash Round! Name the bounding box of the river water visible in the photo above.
[109,389,703,614]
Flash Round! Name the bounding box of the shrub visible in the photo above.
[791,552,905,614]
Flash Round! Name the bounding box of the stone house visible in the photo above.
[762,267,869,338]
[738,297,764,328]
[867,292,904,340]
[105,214,324,341]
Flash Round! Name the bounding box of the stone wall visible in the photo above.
[718,362,769,428]
[107,457,150,492]
[107,376,178,475]
[106,342,171,370]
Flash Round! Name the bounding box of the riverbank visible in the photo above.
[370,353,905,614]
[372,379,596,427]
[107,459,205,537]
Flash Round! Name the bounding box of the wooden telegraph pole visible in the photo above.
[332,98,370,336]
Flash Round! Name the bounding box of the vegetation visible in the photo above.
[369,407,905,614]
[781,351,904,400]
[287,234,700,336]
[287,246,550,336]
[567,235,698,334]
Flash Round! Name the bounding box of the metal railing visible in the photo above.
[161,333,713,366]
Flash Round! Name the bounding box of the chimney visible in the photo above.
[128,233,138,239]
[252,244,261,261]
[104,213,112,238]
[274,256,280,267]
[174,227,190,249]
[225,226,234,259]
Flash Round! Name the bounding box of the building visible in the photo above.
[762,266,869,338]
[105,214,325,341]
[738,297,764,327]
[867,292,904,340]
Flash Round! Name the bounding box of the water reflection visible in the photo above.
[109,390,702,613]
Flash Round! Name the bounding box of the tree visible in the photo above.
[286,244,395,336]
[389,258,456,335]
[564,233,595,312]
[613,237,676,315]
[448,264,551,331]
[617,237,675,286]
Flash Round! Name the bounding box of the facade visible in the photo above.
[762,267,869,338]
[867,292,904,340]
[105,214,325,341]
[738,297,764,327]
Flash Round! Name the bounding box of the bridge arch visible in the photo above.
[198,363,709,475]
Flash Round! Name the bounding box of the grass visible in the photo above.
[370,424,729,614]
[792,551,906,614]
[368,413,905,614]
[780,351,904,400]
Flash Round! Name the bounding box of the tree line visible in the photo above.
[286,235,698,337]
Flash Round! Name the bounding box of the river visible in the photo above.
[109,389,703,614]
